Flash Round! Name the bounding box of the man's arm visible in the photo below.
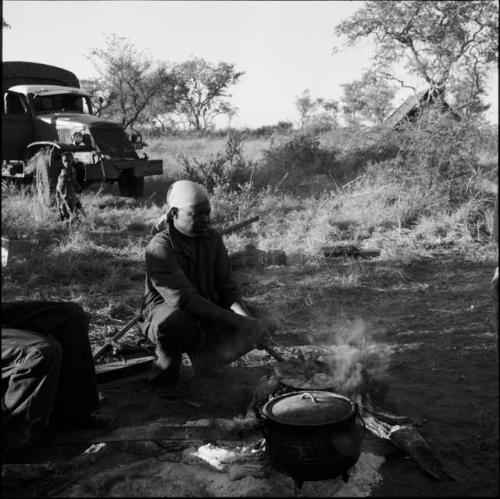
[148,235,245,327]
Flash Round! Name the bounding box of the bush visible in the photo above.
[379,108,492,206]
[179,131,257,193]
[256,132,339,191]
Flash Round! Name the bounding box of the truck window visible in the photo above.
[32,94,91,114]
[33,95,55,113]
[3,92,27,115]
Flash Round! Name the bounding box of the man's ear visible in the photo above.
[171,207,179,217]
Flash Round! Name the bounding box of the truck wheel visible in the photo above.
[32,149,60,206]
[118,172,144,199]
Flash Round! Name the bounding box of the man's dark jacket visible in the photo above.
[141,223,241,318]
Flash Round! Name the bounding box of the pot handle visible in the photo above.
[356,411,367,436]
[255,408,270,438]
[300,392,318,403]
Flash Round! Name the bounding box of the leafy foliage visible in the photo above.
[341,70,397,125]
[258,132,339,190]
[179,132,256,193]
[295,89,338,130]
[171,57,243,132]
[86,34,176,129]
[380,107,492,206]
[335,0,499,117]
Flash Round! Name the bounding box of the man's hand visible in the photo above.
[238,316,271,348]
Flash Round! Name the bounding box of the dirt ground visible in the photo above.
[3,255,498,497]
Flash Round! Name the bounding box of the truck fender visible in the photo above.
[25,141,62,161]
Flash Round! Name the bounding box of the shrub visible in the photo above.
[379,108,492,206]
[179,131,257,193]
[256,132,339,191]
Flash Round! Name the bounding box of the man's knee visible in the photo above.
[58,302,89,328]
[32,335,63,371]
[157,309,198,338]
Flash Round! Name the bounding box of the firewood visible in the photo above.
[389,425,451,481]
[360,415,450,481]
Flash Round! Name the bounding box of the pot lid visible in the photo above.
[262,391,355,426]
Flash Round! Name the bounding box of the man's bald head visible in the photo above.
[167,180,209,210]
[166,180,211,237]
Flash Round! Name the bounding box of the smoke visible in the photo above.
[248,317,392,413]
[316,318,391,402]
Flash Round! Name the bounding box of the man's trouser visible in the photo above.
[140,303,277,388]
[2,328,62,454]
[1,302,100,433]
[57,195,82,220]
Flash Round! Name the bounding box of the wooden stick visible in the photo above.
[92,316,140,362]
[361,414,451,481]
[220,216,260,236]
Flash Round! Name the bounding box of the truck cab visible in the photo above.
[2,61,163,199]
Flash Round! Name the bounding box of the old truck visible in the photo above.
[2,61,163,201]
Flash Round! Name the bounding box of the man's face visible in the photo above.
[173,200,211,237]
[61,155,73,169]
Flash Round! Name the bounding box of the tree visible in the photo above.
[295,89,339,129]
[171,57,243,132]
[296,89,320,128]
[335,1,498,117]
[451,71,492,119]
[87,34,177,129]
[341,70,397,125]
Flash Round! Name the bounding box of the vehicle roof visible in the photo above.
[3,61,80,89]
[8,84,90,96]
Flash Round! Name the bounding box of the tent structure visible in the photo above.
[384,86,460,128]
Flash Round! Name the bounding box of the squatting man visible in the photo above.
[140,180,276,399]
[1,180,275,461]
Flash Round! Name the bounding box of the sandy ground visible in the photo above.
[3,255,498,497]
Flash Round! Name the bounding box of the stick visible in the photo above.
[362,414,451,481]
[220,216,260,236]
[92,316,140,362]
[261,344,286,363]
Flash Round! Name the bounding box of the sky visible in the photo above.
[2,0,498,128]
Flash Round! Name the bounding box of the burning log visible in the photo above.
[360,413,451,481]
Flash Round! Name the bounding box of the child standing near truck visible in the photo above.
[56,152,83,221]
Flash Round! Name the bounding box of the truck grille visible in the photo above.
[90,124,137,159]
[57,129,72,144]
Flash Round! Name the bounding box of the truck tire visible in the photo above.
[32,149,60,207]
[118,172,144,199]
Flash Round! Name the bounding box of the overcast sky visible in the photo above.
[2,0,498,128]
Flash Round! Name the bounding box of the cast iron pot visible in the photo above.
[258,390,365,489]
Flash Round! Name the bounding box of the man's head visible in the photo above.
[40,96,53,111]
[167,180,210,237]
[61,153,74,169]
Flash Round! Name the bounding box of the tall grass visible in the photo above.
[2,116,497,335]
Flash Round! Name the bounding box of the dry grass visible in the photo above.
[143,136,269,180]
[2,127,497,349]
